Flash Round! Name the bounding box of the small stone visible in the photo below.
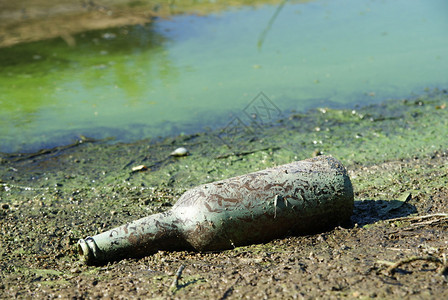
[1,203,9,210]
[312,150,323,157]
[131,165,148,172]
[170,147,189,157]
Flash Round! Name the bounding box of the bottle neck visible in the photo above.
[78,210,190,265]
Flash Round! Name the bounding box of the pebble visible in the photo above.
[170,147,189,157]
[131,165,148,172]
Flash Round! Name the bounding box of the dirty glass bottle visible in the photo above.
[78,155,354,265]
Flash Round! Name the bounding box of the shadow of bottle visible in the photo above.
[351,195,417,226]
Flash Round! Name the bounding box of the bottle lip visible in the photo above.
[77,237,96,264]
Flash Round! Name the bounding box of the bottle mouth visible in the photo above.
[77,237,96,264]
[77,239,89,256]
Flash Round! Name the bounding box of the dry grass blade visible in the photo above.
[170,265,186,293]
[377,255,448,275]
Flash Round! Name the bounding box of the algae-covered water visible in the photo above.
[1,0,447,153]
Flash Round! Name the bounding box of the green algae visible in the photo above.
[2,0,448,154]
[124,89,448,191]
[1,89,447,204]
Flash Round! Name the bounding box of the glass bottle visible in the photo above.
[78,155,353,265]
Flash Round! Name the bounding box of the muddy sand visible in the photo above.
[1,90,448,299]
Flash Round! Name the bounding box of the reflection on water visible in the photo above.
[0,0,447,153]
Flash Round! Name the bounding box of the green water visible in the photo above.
[1,0,447,153]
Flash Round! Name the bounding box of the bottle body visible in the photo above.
[172,155,353,250]
[78,155,353,265]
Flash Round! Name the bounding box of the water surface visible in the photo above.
[1,0,447,152]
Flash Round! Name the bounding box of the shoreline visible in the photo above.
[1,86,445,155]
[2,88,446,164]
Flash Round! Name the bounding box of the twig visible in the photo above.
[2,135,108,162]
[377,256,444,275]
[384,213,448,223]
[386,247,412,252]
[257,0,288,50]
[411,217,448,227]
[170,265,185,293]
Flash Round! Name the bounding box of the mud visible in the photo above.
[1,90,447,298]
